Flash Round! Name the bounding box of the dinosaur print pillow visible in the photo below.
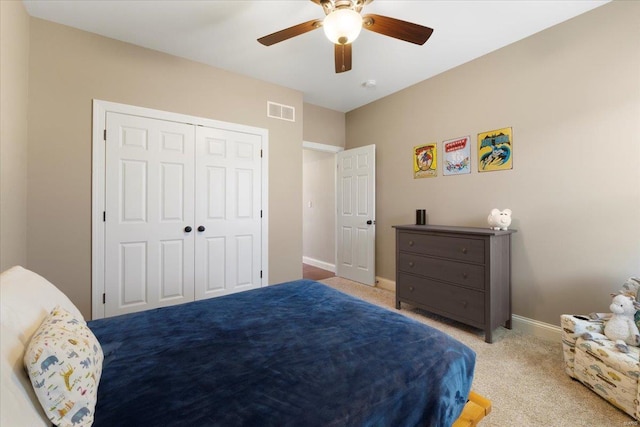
[24,306,103,427]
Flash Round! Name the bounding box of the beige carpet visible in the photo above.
[320,277,633,426]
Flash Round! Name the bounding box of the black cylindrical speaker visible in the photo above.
[416,209,426,225]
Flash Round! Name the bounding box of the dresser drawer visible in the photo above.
[397,273,484,324]
[398,232,485,263]
[397,252,485,290]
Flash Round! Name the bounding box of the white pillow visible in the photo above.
[24,306,103,427]
[0,266,85,427]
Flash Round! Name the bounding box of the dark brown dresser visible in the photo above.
[393,224,516,343]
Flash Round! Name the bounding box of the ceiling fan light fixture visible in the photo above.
[323,8,363,45]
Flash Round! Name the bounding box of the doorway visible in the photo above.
[302,142,340,280]
[301,142,376,285]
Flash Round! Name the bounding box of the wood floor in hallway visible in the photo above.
[302,263,335,281]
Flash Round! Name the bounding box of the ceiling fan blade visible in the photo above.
[335,43,352,73]
[258,19,323,46]
[362,14,433,45]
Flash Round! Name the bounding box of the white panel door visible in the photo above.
[194,126,263,299]
[336,145,376,285]
[105,112,195,316]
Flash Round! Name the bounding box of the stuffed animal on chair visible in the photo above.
[583,292,640,353]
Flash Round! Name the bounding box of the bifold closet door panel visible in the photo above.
[194,126,263,300]
[104,112,196,317]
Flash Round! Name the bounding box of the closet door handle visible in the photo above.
[197,226,206,232]
[184,226,192,233]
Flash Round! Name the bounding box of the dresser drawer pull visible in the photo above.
[408,240,414,247]
[461,300,468,308]
[462,272,468,279]
[409,286,415,292]
[461,247,468,254]
[408,261,414,268]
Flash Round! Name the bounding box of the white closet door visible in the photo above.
[104,112,195,316]
[194,126,262,300]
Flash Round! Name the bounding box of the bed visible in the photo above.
[1,266,478,427]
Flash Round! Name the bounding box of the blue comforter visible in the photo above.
[89,280,475,427]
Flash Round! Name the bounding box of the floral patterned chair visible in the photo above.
[561,277,640,420]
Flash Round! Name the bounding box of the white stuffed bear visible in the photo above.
[583,292,640,353]
[487,209,512,230]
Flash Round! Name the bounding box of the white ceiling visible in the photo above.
[23,0,609,113]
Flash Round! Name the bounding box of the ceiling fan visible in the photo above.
[257,0,434,73]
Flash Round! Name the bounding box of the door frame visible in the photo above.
[301,141,376,285]
[91,99,269,320]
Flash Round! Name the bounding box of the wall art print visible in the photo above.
[413,143,437,178]
[478,127,513,172]
[443,136,471,176]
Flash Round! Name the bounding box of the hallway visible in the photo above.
[302,264,335,281]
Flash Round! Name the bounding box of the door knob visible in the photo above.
[184,226,192,233]
[366,220,373,225]
[197,226,206,232]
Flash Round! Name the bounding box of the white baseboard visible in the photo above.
[302,257,335,273]
[512,315,561,342]
[373,277,561,342]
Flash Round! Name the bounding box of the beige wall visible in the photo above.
[346,1,640,325]
[27,18,304,318]
[303,149,336,266]
[303,102,345,147]
[0,1,30,271]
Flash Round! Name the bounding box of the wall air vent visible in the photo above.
[267,101,295,122]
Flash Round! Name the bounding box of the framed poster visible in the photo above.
[443,136,471,176]
[478,127,513,172]
[413,143,437,178]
